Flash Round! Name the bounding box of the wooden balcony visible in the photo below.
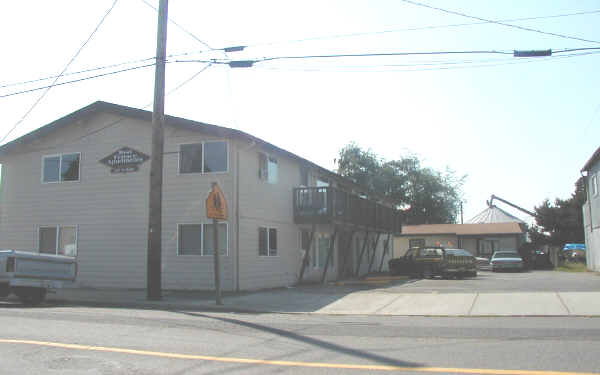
[293,187,402,233]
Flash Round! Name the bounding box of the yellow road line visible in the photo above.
[1,338,598,375]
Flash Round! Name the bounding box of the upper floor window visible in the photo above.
[179,141,227,174]
[259,153,278,184]
[43,153,80,183]
[592,174,598,196]
[300,166,309,186]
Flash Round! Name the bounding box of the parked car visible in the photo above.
[490,251,524,272]
[389,247,477,279]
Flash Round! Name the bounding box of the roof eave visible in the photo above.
[581,146,600,172]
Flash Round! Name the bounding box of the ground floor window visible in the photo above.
[478,239,498,256]
[39,225,77,257]
[259,227,277,256]
[178,223,228,256]
[409,238,425,248]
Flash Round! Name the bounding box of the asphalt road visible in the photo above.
[383,270,600,293]
[1,304,600,374]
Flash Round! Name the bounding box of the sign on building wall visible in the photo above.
[100,147,149,173]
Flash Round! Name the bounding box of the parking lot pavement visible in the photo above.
[382,270,600,293]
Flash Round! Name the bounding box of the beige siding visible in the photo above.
[0,112,237,290]
[237,143,303,290]
[0,113,151,288]
[161,126,235,291]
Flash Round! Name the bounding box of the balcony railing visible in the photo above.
[293,187,402,233]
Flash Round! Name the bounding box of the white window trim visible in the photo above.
[41,152,81,184]
[259,226,278,257]
[259,152,278,184]
[592,174,598,196]
[177,141,229,175]
[38,224,78,257]
[176,222,229,256]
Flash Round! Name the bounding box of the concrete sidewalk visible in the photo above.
[42,287,600,317]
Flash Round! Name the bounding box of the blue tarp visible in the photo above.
[563,243,585,251]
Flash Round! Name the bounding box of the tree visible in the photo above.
[529,178,585,247]
[337,143,466,224]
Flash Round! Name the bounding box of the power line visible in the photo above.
[6,63,214,152]
[246,9,600,48]
[0,63,156,99]
[4,47,598,99]
[1,0,120,144]
[254,50,600,73]
[399,0,600,45]
[0,50,209,90]
[140,63,212,108]
[0,56,155,89]
[140,0,214,50]
[256,50,512,64]
[175,50,513,66]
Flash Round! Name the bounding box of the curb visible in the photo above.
[44,297,268,314]
[39,297,600,318]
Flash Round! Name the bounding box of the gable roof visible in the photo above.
[467,205,525,224]
[582,145,600,172]
[0,101,397,206]
[399,222,526,236]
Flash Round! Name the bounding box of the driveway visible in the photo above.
[380,270,600,293]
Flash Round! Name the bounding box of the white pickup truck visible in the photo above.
[0,250,77,305]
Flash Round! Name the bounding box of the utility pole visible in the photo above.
[147,0,168,300]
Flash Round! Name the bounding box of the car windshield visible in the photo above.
[493,252,520,259]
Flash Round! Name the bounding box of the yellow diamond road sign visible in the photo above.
[206,183,228,220]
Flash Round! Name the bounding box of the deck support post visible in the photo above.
[355,230,370,276]
[378,233,392,272]
[321,227,338,284]
[297,223,316,284]
[367,232,381,274]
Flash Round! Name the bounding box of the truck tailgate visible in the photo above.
[2,250,76,282]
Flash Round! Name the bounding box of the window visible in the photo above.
[409,238,425,248]
[592,174,598,196]
[259,153,278,184]
[43,153,80,183]
[178,223,228,256]
[300,167,309,186]
[39,225,77,257]
[179,141,227,174]
[259,227,277,256]
[478,239,498,256]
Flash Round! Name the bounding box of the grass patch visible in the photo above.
[555,262,588,272]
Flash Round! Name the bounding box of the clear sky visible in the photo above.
[1,0,599,224]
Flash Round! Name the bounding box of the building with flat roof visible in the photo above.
[394,222,527,258]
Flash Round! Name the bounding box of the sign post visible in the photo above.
[206,182,228,305]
